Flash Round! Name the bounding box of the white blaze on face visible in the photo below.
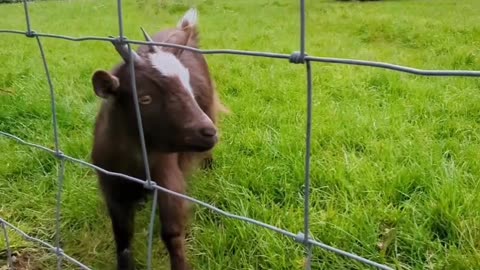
[148,50,194,96]
[147,49,213,125]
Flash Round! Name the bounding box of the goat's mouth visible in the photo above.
[183,135,218,152]
[188,144,215,152]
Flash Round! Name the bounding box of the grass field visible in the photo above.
[1,0,480,269]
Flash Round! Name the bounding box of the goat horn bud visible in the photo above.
[109,36,143,64]
[140,27,160,53]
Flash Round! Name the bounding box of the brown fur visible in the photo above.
[90,9,227,270]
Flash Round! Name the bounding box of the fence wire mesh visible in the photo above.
[1,0,480,270]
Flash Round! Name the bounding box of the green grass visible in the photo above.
[1,0,480,269]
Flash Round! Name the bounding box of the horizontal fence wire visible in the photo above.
[0,218,91,270]
[1,0,480,270]
[2,29,480,77]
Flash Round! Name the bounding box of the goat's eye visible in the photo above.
[139,95,152,105]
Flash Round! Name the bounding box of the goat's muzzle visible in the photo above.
[183,119,218,152]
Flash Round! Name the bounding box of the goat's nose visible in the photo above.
[200,127,217,137]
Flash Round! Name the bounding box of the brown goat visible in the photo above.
[90,8,227,270]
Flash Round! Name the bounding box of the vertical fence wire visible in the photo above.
[54,159,66,269]
[303,60,314,269]
[116,0,125,39]
[1,222,13,269]
[35,30,67,270]
[299,0,306,57]
[298,0,313,269]
[115,1,156,269]
[22,0,32,34]
[146,189,159,270]
[35,35,61,152]
[25,0,67,268]
[126,42,153,185]
[116,0,152,185]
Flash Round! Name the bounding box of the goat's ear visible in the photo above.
[163,28,193,58]
[92,70,120,98]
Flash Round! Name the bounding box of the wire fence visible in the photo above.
[1,0,480,269]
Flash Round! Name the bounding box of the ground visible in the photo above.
[1,0,480,269]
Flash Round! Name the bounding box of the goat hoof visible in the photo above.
[174,265,192,270]
[117,249,135,270]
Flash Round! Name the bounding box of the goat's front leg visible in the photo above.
[153,154,191,270]
[99,176,141,270]
[105,196,136,270]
